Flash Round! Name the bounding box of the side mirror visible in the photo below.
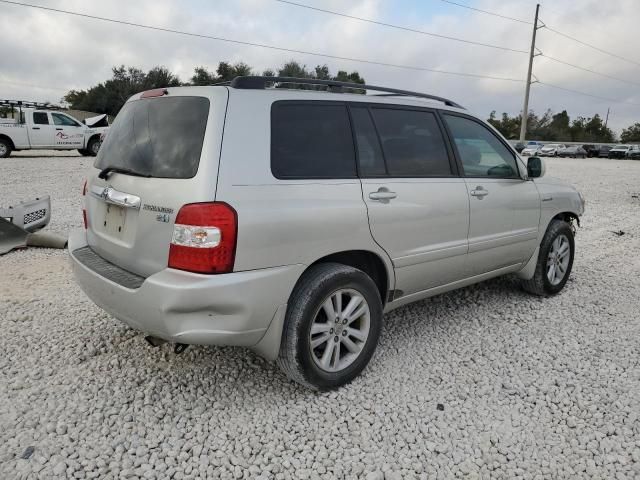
[527,156,545,178]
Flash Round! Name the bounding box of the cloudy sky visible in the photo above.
[1,0,639,133]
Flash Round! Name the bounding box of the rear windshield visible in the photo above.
[95,96,210,178]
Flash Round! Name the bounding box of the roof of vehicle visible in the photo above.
[128,77,469,115]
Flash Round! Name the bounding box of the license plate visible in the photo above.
[103,204,126,237]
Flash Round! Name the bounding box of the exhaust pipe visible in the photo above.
[145,336,166,347]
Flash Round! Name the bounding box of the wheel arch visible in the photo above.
[0,134,16,150]
[551,211,580,228]
[309,250,392,306]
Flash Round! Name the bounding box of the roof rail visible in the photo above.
[229,76,464,109]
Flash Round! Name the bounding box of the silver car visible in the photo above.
[69,77,585,389]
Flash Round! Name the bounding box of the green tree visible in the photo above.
[620,123,640,143]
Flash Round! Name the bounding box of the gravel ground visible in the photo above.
[1,152,639,479]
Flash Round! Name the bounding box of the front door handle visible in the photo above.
[470,186,489,198]
[32,127,40,130]
[369,188,397,202]
[55,128,63,131]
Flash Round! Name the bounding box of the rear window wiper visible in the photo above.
[98,167,152,180]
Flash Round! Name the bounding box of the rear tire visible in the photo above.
[522,219,575,296]
[277,262,383,390]
[0,138,12,158]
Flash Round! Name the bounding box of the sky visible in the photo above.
[1,0,639,134]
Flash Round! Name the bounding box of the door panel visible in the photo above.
[51,112,85,149]
[350,105,470,296]
[363,178,470,294]
[465,178,540,274]
[441,112,541,275]
[28,111,54,147]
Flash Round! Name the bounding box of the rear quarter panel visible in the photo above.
[0,124,29,148]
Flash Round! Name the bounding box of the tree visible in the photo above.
[63,60,366,115]
[486,109,616,142]
[620,123,640,143]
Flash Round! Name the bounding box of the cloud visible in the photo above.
[1,0,638,132]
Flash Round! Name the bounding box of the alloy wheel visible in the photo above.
[547,234,571,285]
[309,288,371,372]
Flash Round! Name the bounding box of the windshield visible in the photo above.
[613,145,628,149]
[95,96,210,179]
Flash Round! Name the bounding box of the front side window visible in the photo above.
[32,112,49,125]
[370,108,452,177]
[444,114,518,178]
[51,113,81,127]
[271,103,356,179]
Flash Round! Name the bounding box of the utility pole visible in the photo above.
[604,107,610,129]
[519,3,541,142]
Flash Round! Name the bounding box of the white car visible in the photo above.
[0,107,108,158]
[521,141,543,156]
[538,144,566,157]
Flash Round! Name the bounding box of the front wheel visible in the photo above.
[522,219,575,296]
[277,263,383,390]
[87,137,101,156]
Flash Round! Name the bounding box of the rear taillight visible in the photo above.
[168,202,237,274]
[82,179,87,229]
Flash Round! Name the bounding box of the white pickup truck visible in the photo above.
[0,109,108,158]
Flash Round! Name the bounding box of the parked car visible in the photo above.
[561,145,587,158]
[608,144,631,159]
[597,145,613,158]
[69,77,585,389]
[521,141,543,156]
[626,145,640,159]
[0,103,107,158]
[538,143,566,157]
[582,144,599,157]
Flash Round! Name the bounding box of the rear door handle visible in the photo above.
[369,188,397,202]
[55,128,63,131]
[32,127,40,130]
[470,186,489,198]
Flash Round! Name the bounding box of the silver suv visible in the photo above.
[69,77,585,389]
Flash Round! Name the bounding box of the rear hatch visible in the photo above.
[84,87,228,277]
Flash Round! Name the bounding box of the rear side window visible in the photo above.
[95,97,210,179]
[271,103,356,179]
[370,108,452,177]
[33,112,49,125]
[443,114,518,178]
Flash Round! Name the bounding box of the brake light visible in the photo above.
[141,88,168,98]
[168,202,237,274]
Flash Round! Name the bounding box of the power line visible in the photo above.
[437,0,533,25]
[0,0,525,83]
[536,81,640,107]
[543,23,640,69]
[540,54,640,87]
[274,0,528,53]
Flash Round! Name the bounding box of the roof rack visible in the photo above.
[229,76,464,109]
[0,99,63,110]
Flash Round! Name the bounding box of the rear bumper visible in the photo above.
[68,230,304,347]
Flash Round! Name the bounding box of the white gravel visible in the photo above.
[1,152,640,479]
